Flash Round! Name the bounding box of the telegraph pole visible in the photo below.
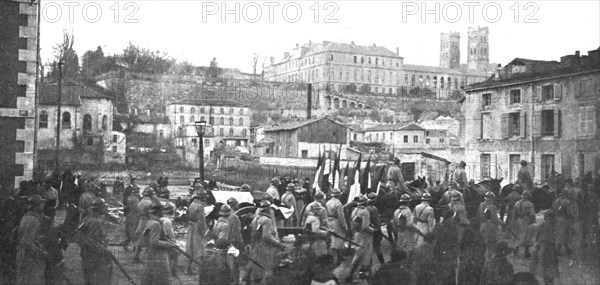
[55,61,63,169]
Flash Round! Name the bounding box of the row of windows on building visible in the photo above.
[176,106,245,116]
[367,133,422,143]
[179,115,245,126]
[39,111,109,131]
[207,128,247,137]
[283,53,401,72]
[469,46,488,55]
[278,68,465,90]
[481,85,562,108]
[479,153,555,184]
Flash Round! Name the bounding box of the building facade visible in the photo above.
[0,0,38,191]
[440,31,461,69]
[463,48,600,184]
[467,26,490,71]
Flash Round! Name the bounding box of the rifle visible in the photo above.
[319,227,362,247]
[161,238,204,267]
[499,222,520,241]
[370,223,393,243]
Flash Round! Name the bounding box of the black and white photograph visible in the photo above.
[1,1,599,284]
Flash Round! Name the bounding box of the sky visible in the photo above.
[38,1,600,73]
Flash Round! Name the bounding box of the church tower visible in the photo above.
[467,26,490,71]
[440,31,461,69]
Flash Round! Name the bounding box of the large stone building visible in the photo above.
[467,26,490,71]
[463,47,600,184]
[0,0,38,191]
[37,82,125,164]
[440,31,461,69]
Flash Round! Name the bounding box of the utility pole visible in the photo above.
[55,61,63,169]
[530,83,535,177]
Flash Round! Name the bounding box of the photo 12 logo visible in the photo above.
[41,1,140,23]
[201,2,340,23]
[401,1,540,24]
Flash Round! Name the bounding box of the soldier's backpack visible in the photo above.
[352,216,363,232]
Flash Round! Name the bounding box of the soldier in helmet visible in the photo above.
[266,178,281,203]
[448,185,469,241]
[141,203,178,285]
[441,181,465,205]
[15,195,47,285]
[346,196,375,283]
[513,191,535,258]
[413,192,435,247]
[326,188,348,265]
[303,191,328,228]
[78,198,113,285]
[505,184,523,231]
[551,186,575,256]
[226,198,243,285]
[530,210,559,285]
[250,200,287,285]
[366,192,385,265]
[304,202,329,258]
[478,191,503,258]
[124,184,141,250]
[131,187,156,263]
[517,160,534,194]
[79,182,96,223]
[393,194,416,252]
[280,183,298,227]
[186,190,209,275]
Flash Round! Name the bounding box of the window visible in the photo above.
[375,58,379,65]
[413,135,418,143]
[482,113,492,139]
[480,153,491,179]
[439,138,445,143]
[204,138,210,146]
[229,128,234,136]
[219,128,224,136]
[200,107,205,113]
[192,138,197,146]
[376,134,379,141]
[425,131,430,136]
[230,108,234,114]
[509,112,520,137]
[265,148,270,154]
[179,107,184,113]
[112,146,117,153]
[239,109,243,115]
[382,133,386,140]
[354,56,357,63]
[509,154,520,183]
[541,110,554,136]
[180,116,185,124]
[39,111,48,128]
[510,89,521,104]
[159,130,164,138]
[83,114,92,131]
[239,118,243,125]
[61,112,71,129]
[301,150,308,158]
[541,154,555,184]
[220,108,224,114]
[190,115,195,123]
[87,137,94,146]
[541,85,554,101]
[229,117,234,126]
[361,56,364,64]
[209,117,214,125]
[353,133,357,140]
[579,106,596,136]
[411,75,416,86]
[403,135,408,143]
[190,107,195,113]
[425,138,430,144]
[242,129,247,137]
[482,93,492,107]
[219,117,224,125]
[112,135,118,143]
[210,107,214,114]
[368,57,371,64]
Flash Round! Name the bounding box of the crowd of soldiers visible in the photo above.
[2,158,599,285]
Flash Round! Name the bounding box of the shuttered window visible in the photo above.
[579,106,596,136]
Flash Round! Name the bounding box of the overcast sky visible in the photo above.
[39,1,600,73]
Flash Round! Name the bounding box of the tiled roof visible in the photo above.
[39,83,81,106]
[320,42,400,58]
[403,64,490,77]
[263,117,350,132]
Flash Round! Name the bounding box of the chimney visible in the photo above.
[270,56,274,65]
[495,64,502,80]
[575,50,580,57]
[373,43,377,47]
[396,47,399,56]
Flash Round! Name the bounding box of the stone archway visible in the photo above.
[342,100,347,109]
[333,97,340,109]
[325,95,332,109]
[349,102,356,109]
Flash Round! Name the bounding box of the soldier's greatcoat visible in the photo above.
[530,221,559,280]
[552,195,575,245]
[141,218,173,285]
[79,213,113,285]
[478,201,502,256]
[325,197,347,250]
[16,211,46,285]
[125,194,140,243]
[135,197,154,240]
[281,191,297,227]
[186,200,208,262]
[517,167,534,193]
[350,206,373,267]
[393,205,416,252]
[305,212,329,257]
[250,212,282,281]
[513,198,535,245]
[387,164,408,192]
[413,202,435,246]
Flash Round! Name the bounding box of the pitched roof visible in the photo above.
[39,83,81,106]
[263,117,350,132]
[320,42,400,58]
[363,123,424,132]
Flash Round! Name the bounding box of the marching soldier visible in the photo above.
[281,183,298,227]
[453,161,469,190]
[326,188,348,265]
[552,188,576,256]
[226,199,244,285]
[346,196,374,283]
[213,205,232,242]
[448,188,469,241]
[15,195,47,285]
[160,200,178,277]
[78,199,113,285]
[413,193,435,247]
[131,187,155,263]
[513,191,535,258]
[505,184,523,230]
[141,203,178,285]
[304,202,329,258]
[124,185,140,250]
[123,177,140,208]
[303,191,328,228]
[530,210,560,285]
[186,190,209,275]
[367,192,385,265]
[442,181,465,205]
[250,200,287,285]
[393,194,416,252]
[79,183,96,223]
[478,192,503,259]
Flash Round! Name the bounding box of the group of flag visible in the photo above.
[311,145,387,205]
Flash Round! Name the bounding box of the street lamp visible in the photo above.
[195,119,207,183]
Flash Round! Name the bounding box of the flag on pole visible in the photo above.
[313,148,323,192]
[372,165,387,195]
[339,161,349,191]
[346,154,362,205]
[331,144,341,189]
[361,156,371,194]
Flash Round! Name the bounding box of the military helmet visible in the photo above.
[286,183,295,191]
[271,177,280,185]
[399,194,411,203]
[149,203,163,214]
[226,197,238,207]
[485,191,496,199]
[143,187,154,197]
[367,192,378,200]
[451,191,461,200]
[331,188,342,196]
[219,205,233,216]
[356,195,368,205]
[448,181,458,188]
[522,191,532,199]
[259,200,271,209]
[241,184,251,191]
[314,191,325,200]
[421,193,431,201]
